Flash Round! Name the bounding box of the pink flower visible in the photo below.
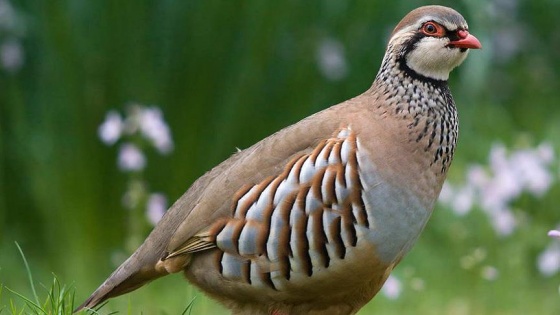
[548,230,560,239]
[537,244,560,276]
[316,37,348,81]
[139,107,174,154]
[118,143,146,171]
[381,275,402,300]
[146,193,167,225]
[98,111,123,145]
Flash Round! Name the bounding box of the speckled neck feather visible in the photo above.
[371,42,459,174]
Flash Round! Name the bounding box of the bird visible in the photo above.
[76,5,481,315]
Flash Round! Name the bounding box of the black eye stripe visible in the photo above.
[446,29,466,41]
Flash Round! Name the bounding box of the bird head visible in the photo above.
[387,5,482,81]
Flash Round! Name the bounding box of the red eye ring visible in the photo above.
[421,22,445,37]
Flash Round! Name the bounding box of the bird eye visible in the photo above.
[421,22,443,36]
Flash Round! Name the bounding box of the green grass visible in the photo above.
[1,277,77,315]
[0,246,200,315]
[0,243,78,315]
[0,275,201,315]
[0,243,198,315]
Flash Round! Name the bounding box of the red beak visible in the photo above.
[448,31,482,49]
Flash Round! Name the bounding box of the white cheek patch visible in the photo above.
[405,37,469,81]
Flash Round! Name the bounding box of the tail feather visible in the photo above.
[73,254,167,313]
[74,163,216,313]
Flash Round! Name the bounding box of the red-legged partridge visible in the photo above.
[76,5,481,315]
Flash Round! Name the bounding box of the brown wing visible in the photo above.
[163,127,369,290]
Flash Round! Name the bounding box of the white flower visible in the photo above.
[537,244,560,276]
[439,181,474,215]
[438,181,454,204]
[482,144,523,211]
[489,208,516,237]
[118,143,146,171]
[481,265,499,281]
[445,142,556,236]
[98,111,123,145]
[537,143,555,164]
[466,164,489,188]
[316,37,348,81]
[511,149,553,196]
[1,38,23,73]
[0,0,25,74]
[0,0,18,31]
[146,193,167,225]
[139,106,174,154]
[381,275,402,300]
[450,185,475,216]
[549,230,560,239]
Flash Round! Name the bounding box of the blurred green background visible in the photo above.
[1,0,560,314]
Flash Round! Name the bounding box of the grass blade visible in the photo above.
[14,242,40,305]
[180,296,196,315]
[4,287,46,315]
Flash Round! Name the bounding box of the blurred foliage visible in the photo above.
[1,0,560,314]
